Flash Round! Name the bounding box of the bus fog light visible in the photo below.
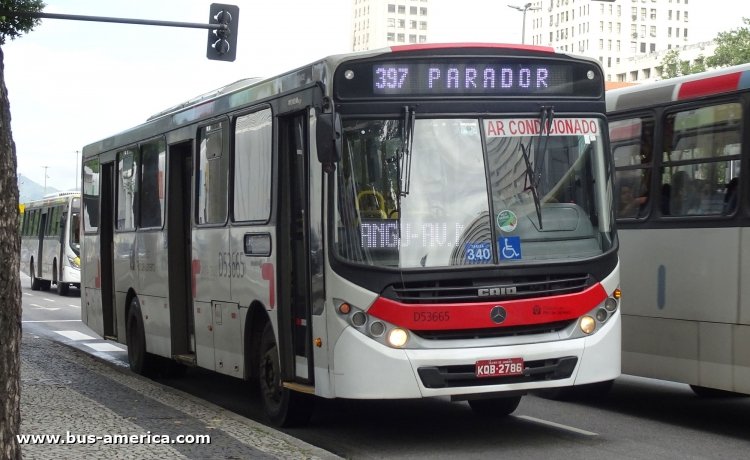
[595,308,608,322]
[604,297,618,312]
[351,311,367,327]
[369,321,385,337]
[387,328,409,348]
[580,316,596,334]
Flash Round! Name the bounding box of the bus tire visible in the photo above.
[468,395,522,416]
[126,297,157,377]
[258,322,314,427]
[30,261,41,291]
[57,281,69,296]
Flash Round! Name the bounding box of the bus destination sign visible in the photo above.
[373,62,574,96]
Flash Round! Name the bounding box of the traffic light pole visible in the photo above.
[4,3,239,61]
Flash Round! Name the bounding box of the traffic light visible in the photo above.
[207,4,239,61]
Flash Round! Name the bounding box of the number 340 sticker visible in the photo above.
[464,242,492,263]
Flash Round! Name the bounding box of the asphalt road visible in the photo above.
[20,274,750,459]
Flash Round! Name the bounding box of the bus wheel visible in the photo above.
[258,322,314,427]
[30,262,41,291]
[468,395,522,417]
[57,281,69,296]
[126,297,156,377]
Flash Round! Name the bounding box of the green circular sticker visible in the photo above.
[496,210,518,233]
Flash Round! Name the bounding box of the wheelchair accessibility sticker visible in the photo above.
[499,236,522,260]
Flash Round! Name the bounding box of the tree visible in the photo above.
[706,17,750,68]
[658,49,707,80]
[0,1,44,459]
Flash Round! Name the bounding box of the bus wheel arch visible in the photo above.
[244,301,269,383]
[258,321,314,427]
[29,258,40,291]
[125,294,157,377]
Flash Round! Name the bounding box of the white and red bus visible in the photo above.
[81,44,621,426]
[607,63,750,396]
[20,191,82,295]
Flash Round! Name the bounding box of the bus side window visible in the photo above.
[139,138,166,228]
[197,121,228,225]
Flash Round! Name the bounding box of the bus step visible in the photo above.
[173,353,197,366]
[282,382,315,394]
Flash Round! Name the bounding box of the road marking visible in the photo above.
[85,342,125,352]
[42,298,56,302]
[516,415,598,436]
[54,330,98,341]
[22,319,81,323]
[68,304,80,308]
[29,304,60,311]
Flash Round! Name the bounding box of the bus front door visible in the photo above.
[278,112,314,386]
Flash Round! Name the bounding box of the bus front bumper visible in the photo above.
[331,310,620,399]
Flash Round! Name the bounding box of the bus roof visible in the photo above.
[82,43,590,159]
[606,62,750,113]
[22,191,80,209]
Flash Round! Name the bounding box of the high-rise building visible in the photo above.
[525,0,693,81]
[352,0,431,52]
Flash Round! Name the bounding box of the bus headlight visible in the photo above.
[580,316,596,334]
[67,255,80,268]
[334,299,411,348]
[387,328,409,348]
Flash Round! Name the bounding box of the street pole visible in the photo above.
[75,150,79,190]
[507,3,541,45]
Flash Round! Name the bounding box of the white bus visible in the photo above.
[20,191,82,295]
[81,44,621,426]
[607,63,750,396]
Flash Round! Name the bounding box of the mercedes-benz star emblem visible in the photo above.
[490,306,507,324]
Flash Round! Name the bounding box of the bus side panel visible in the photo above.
[192,227,231,372]
[40,236,61,283]
[82,233,103,337]
[136,231,171,358]
[739,226,750,326]
[620,227,742,389]
[619,228,740,323]
[228,224,276,378]
[733,325,750,394]
[113,232,137,341]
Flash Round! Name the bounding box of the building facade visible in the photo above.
[352,0,431,52]
[526,0,694,81]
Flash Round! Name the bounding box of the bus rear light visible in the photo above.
[580,316,596,334]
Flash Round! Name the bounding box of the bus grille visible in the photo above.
[418,357,578,389]
[384,274,592,304]
[412,320,574,341]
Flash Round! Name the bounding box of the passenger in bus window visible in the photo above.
[618,183,646,218]
[723,177,739,214]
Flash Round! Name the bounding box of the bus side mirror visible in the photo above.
[316,110,341,172]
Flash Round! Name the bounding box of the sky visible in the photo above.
[3,0,746,192]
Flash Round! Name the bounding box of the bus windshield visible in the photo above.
[335,117,613,268]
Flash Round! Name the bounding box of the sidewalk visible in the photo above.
[19,332,341,460]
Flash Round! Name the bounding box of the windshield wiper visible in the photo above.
[399,106,416,197]
[521,143,543,230]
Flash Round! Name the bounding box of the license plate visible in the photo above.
[475,358,524,378]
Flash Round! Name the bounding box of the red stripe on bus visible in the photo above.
[677,72,741,100]
[367,284,608,331]
[390,43,556,53]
